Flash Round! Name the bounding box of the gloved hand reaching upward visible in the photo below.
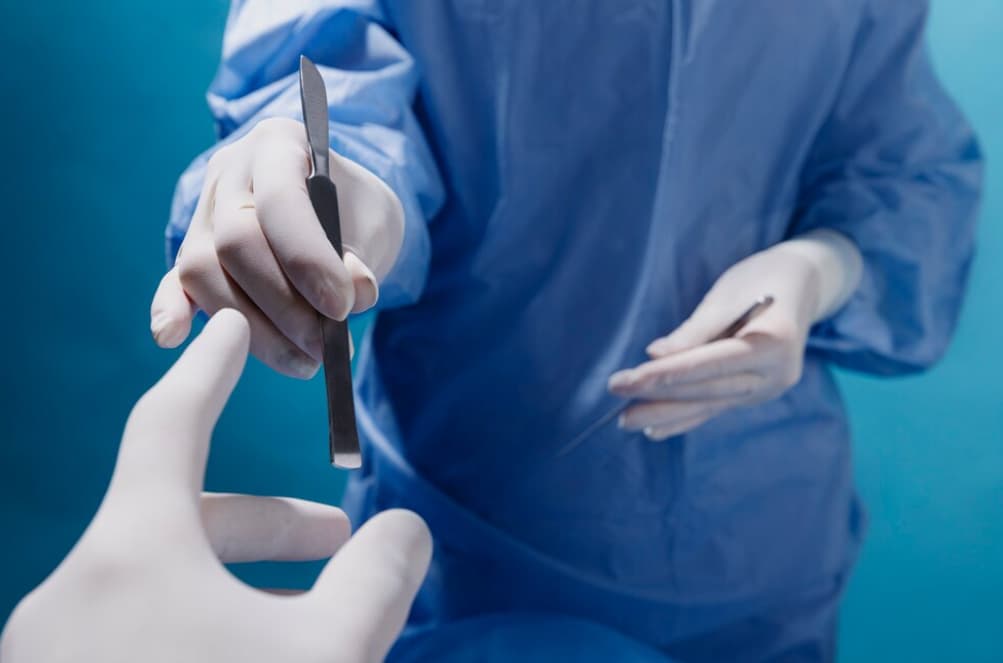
[1,310,431,663]
[610,229,863,440]
[150,118,405,379]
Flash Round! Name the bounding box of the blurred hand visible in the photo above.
[150,118,404,378]
[609,230,862,440]
[1,310,431,663]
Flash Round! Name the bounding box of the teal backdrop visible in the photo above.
[0,2,999,661]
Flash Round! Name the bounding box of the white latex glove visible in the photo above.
[150,118,405,379]
[0,310,431,663]
[609,229,863,441]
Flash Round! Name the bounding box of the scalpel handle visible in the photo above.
[307,174,361,469]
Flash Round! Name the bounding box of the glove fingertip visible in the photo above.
[646,338,681,357]
[152,315,191,349]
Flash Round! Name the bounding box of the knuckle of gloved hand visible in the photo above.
[213,215,256,264]
[176,244,218,293]
[205,145,232,172]
[252,179,291,218]
[255,118,310,156]
[252,116,299,140]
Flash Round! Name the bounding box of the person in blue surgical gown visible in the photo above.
[150,1,983,660]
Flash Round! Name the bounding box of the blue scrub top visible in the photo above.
[168,1,982,659]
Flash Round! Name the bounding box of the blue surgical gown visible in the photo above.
[167,1,983,660]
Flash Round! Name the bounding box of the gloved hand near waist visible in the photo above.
[610,229,863,440]
[149,117,405,379]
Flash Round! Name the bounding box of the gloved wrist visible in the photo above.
[772,229,863,322]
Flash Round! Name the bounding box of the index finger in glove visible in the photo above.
[609,337,766,397]
[111,309,249,501]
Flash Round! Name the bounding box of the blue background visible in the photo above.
[0,2,999,660]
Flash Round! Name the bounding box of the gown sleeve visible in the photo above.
[790,0,983,375]
[166,0,445,308]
